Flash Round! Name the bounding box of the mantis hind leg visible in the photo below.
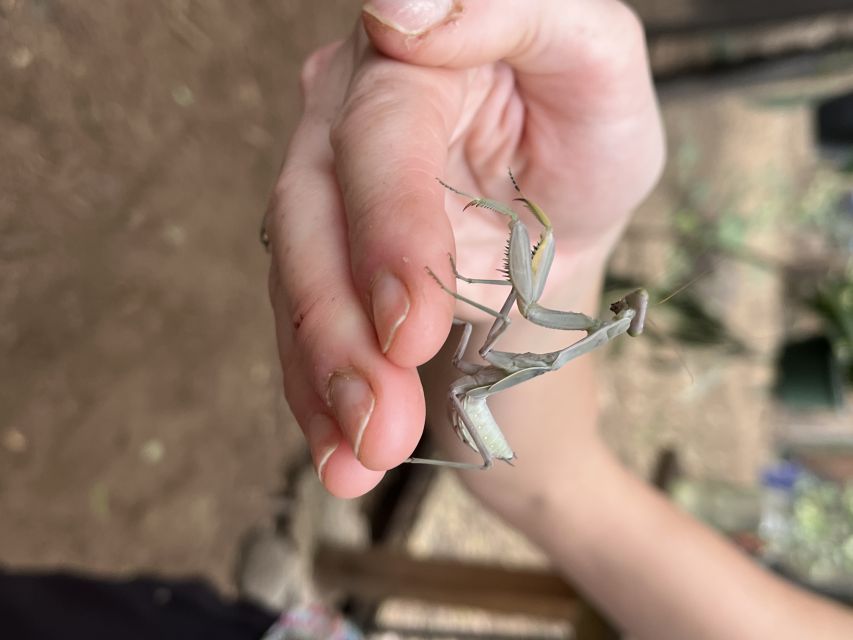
[405,454,492,470]
[405,391,495,471]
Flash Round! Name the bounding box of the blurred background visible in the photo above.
[2,1,853,637]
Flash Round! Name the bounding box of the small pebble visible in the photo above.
[163,224,186,247]
[140,439,165,465]
[9,47,33,69]
[2,429,27,453]
[171,85,194,107]
[90,483,110,520]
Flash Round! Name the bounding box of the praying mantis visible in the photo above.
[406,171,649,470]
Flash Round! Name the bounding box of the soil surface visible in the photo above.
[1,0,356,591]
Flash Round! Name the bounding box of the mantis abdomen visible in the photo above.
[454,395,516,463]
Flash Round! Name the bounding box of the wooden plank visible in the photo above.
[632,0,853,36]
[315,544,580,621]
[345,445,437,629]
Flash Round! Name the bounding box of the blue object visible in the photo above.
[761,462,803,491]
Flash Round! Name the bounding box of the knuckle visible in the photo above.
[269,166,323,233]
[609,0,643,36]
[574,1,647,80]
[329,73,403,153]
[603,1,646,57]
[347,181,437,253]
[299,41,341,98]
[298,51,323,96]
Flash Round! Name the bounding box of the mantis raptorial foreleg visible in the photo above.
[438,171,647,350]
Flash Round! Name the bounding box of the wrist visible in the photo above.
[461,435,633,576]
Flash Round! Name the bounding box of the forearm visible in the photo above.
[425,241,853,638]
[467,364,853,640]
[516,445,853,640]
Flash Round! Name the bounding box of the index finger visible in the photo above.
[330,50,470,369]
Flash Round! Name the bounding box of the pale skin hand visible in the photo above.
[267,1,853,637]
[266,0,664,497]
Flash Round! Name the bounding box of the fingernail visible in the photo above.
[327,369,375,460]
[306,414,341,483]
[363,0,454,36]
[370,271,410,354]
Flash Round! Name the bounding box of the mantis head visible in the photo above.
[610,288,649,337]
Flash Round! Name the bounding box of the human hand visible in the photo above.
[265,0,664,498]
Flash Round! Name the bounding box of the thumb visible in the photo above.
[361,0,651,112]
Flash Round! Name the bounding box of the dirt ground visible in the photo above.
[2,0,853,622]
[1,0,359,590]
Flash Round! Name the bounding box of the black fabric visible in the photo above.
[0,568,277,640]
